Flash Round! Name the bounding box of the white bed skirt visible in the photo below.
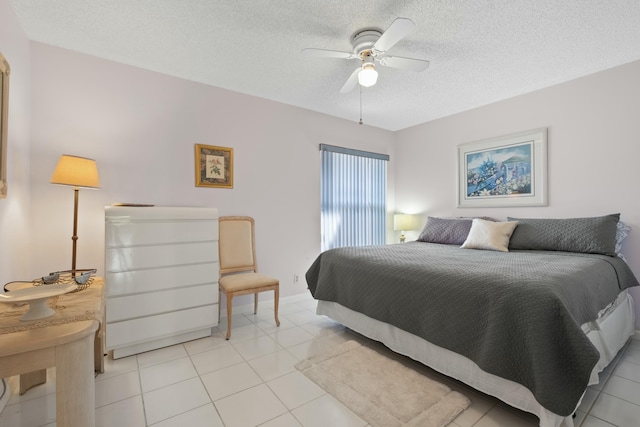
[316,291,635,427]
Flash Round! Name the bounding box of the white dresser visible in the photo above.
[104,206,219,359]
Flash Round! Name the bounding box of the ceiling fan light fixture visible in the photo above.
[358,63,378,87]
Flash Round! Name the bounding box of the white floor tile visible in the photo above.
[255,317,297,333]
[291,395,367,427]
[285,331,350,361]
[243,310,277,325]
[218,313,254,330]
[267,371,325,410]
[95,395,146,427]
[621,347,640,365]
[282,310,319,326]
[611,361,640,383]
[589,392,640,427]
[137,344,188,369]
[140,356,198,393]
[295,299,318,310]
[259,412,303,427]
[626,339,640,351]
[248,349,299,382]
[231,334,283,360]
[268,326,314,348]
[200,362,263,401]
[581,415,617,426]
[149,403,224,427]
[277,303,308,316]
[603,375,640,406]
[299,318,345,337]
[95,370,141,408]
[214,384,288,427]
[224,323,267,341]
[189,345,244,375]
[0,392,56,427]
[98,354,139,381]
[183,333,230,356]
[143,377,211,425]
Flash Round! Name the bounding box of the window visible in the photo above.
[320,144,388,251]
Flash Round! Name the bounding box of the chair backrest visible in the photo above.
[218,216,258,276]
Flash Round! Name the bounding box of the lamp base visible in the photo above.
[400,233,406,243]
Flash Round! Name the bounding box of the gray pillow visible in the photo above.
[417,217,473,245]
[507,213,620,256]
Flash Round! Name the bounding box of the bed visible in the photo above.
[305,214,639,427]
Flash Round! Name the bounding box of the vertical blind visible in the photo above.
[320,144,389,251]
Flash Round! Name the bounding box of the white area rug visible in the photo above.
[296,340,470,427]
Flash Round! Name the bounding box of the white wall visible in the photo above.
[0,0,31,286]
[394,59,640,328]
[27,42,395,301]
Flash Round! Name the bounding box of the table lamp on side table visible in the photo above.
[50,154,100,272]
[393,213,417,243]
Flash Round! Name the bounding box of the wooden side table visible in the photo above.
[0,320,99,426]
[0,278,105,426]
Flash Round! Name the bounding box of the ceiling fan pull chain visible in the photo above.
[359,85,363,125]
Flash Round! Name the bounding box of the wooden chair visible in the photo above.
[218,216,280,339]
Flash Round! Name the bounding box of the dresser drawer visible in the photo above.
[106,283,218,322]
[105,263,218,296]
[106,305,217,350]
[105,241,218,272]
[105,219,218,247]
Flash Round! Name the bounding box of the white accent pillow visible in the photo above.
[461,219,519,252]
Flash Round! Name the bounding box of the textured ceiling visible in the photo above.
[9,0,640,131]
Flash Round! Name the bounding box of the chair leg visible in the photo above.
[226,292,233,340]
[274,286,280,327]
[254,293,258,315]
[218,289,222,324]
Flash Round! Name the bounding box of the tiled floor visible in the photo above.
[1,293,639,427]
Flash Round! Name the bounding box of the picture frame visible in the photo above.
[195,144,233,188]
[457,128,547,208]
[0,52,10,199]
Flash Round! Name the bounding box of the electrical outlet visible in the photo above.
[294,274,300,284]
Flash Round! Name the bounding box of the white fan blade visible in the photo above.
[378,56,430,72]
[301,48,356,59]
[339,68,360,93]
[372,18,415,53]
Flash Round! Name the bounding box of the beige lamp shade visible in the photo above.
[393,214,416,231]
[50,155,100,188]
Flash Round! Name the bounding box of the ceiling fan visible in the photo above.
[302,17,430,93]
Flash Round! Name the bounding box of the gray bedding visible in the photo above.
[305,242,639,416]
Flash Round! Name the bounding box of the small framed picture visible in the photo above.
[195,144,233,188]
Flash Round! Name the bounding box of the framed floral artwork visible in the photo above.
[457,128,547,207]
[195,144,233,188]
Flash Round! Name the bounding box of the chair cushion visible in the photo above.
[219,273,279,292]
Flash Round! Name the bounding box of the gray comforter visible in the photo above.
[305,242,639,416]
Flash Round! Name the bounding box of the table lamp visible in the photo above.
[393,214,416,243]
[50,154,100,272]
